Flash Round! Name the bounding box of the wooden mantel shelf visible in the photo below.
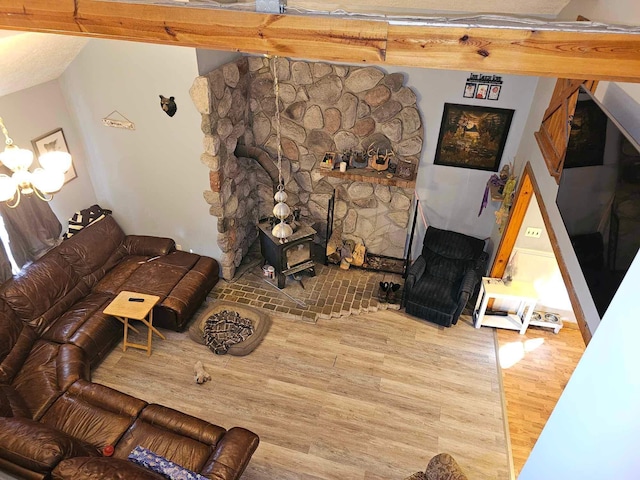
[319,168,416,188]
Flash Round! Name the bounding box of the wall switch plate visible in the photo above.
[525,227,542,238]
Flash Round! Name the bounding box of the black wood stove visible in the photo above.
[258,221,316,288]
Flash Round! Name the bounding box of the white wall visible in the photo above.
[520,252,640,479]
[0,80,98,229]
[379,67,538,258]
[520,1,640,477]
[510,196,576,324]
[59,39,231,260]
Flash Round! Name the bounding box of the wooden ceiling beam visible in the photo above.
[386,25,640,82]
[1,1,640,82]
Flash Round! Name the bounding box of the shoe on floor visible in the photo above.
[377,281,389,302]
[387,283,402,304]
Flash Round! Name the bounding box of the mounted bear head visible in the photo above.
[159,95,177,117]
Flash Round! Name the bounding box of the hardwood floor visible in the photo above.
[93,310,510,479]
[496,325,585,477]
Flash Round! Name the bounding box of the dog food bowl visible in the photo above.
[544,312,560,323]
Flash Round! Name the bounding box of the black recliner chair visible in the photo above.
[403,226,488,327]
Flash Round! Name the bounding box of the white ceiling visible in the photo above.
[0,30,88,97]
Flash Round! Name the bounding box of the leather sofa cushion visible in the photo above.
[0,300,22,364]
[0,417,99,473]
[52,457,165,480]
[11,342,87,421]
[114,404,226,472]
[41,380,146,450]
[42,293,113,344]
[0,385,30,418]
[39,292,122,366]
[0,325,38,385]
[92,256,147,295]
[0,252,87,334]
[56,215,126,284]
[116,251,200,298]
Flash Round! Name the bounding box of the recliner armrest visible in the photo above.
[57,344,90,392]
[458,269,478,297]
[406,256,426,286]
[201,427,260,480]
[474,251,489,277]
[122,235,176,257]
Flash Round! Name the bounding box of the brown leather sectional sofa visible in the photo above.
[0,216,259,479]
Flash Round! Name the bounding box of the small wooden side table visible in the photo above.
[473,277,538,335]
[104,291,164,356]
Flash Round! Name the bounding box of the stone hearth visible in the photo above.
[190,56,423,280]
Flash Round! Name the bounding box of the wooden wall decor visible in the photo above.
[534,79,598,182]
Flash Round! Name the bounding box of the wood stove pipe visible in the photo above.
[235,145,280,194]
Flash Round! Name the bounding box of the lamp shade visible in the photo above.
[0,145,33,171]
[11,169,32,188]
[31,168,65,193]
[39,151,72,173]
[0,174,17,202]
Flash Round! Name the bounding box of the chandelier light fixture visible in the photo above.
[0,117,72,208]
[270,56,293,242]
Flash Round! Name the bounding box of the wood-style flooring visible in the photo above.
[496,325,585,477]
[93,310,510,479]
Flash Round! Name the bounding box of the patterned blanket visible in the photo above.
[204,310,254,354]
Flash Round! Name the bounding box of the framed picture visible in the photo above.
[32,128,77,184]
[488,85,502,101]
[564,98,608,168]
[476,84,489,99]
[434,103,515,171]
[463,82,477,99]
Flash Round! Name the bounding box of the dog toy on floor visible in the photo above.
[194,361,211,385]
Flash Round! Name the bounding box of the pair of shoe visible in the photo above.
[378,281,401,304]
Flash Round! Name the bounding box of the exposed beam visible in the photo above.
[1,1,640,82]
[386,25,640,82]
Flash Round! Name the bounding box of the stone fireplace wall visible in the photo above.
[191,56,423,280]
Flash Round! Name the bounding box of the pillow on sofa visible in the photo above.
[128,446,208,480]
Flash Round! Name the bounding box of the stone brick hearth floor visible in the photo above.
[209,254,404,323]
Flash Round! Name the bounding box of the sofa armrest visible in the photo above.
[137,404,226,446]
[57,344,90,392]
[122,235,176,257]
[200,427,260,480]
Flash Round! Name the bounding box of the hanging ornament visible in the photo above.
[270,55,293,242]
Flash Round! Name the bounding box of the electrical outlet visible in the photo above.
[525,227,542,238]
[176,244,182,250]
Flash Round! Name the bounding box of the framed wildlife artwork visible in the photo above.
[434,103,515,172]
[32,128,77,184]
